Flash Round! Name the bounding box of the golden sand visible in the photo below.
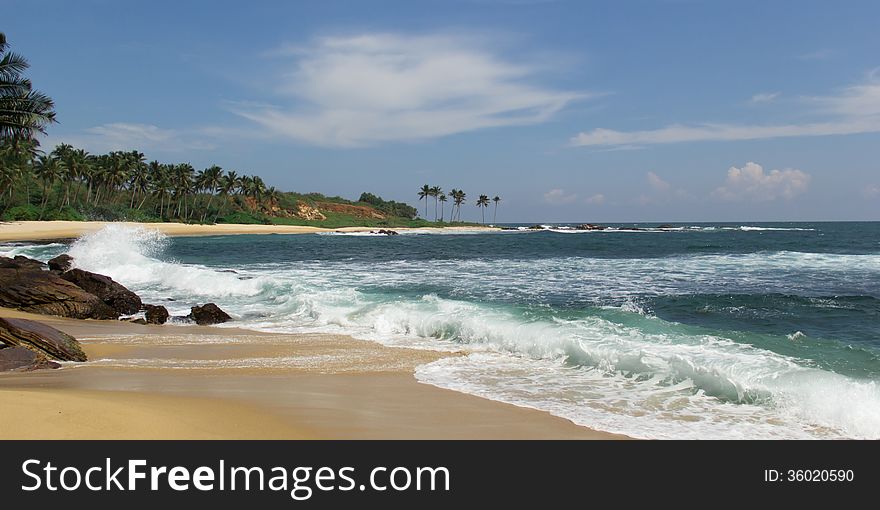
[0,220,496,241]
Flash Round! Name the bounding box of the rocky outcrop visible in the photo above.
[0,263,118,319]
[317,202,385,220]
[188,303,231,325]
[144,304,169,325]
[0,346,60,371]
[60,269,142,315]
[575,223,606,230]
[0,256,44,270]
[47,254,74,272]
[371,229,399,236]
[296,203,327,221]
[0,317,87,362]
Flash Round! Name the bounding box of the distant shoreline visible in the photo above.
[0,220,498,242]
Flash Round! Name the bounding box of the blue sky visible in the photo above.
[6,0,880,221]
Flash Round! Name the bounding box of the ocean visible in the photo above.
[3,222,879,439]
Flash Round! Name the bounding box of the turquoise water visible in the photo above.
[3,222,879,438]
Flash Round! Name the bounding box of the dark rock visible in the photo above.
[0,266,118,319]
[143,304,169,325]
[575,223,606,230]
[0,317,87,362]
[0,346,60,371]
[14,255,46,270]
[188,303,231,325]
[61,268,142,315]
[658,224,674,229]
[48,254,74,272]
[375,229,399,236]
[0,255,45,270]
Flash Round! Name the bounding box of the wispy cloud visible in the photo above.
[583,193,605,205]
[234,32,585,148]
[712,162,811,201]
[571,74,880,147]
[863,184,880,199]
[543,188,578,204]
[42,123,217,154]
[647,171,671,192]
[749,92,780,104]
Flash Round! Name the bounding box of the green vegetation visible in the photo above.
[0,33,491,229]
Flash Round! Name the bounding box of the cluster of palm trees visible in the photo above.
[418,185,501,224]
[2,142,282,222]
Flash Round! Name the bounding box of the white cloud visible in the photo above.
[584,193,605,205]
[543,188,578,204]
[42,123,216,154]
[647,171,671,192]
[571,75,880,147]
[749,92,780,104]
[712,162,811,201]
[234,33,584,147]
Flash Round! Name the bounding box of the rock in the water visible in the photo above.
[0,266,118,319]
[188,303,231,325]
[48,254,74,272]
[0,317,87,362]
[143,304,169,325]
[575,223,606,230]
[61,268,142,315]
[0,346,60,371]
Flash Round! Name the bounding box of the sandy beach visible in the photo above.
[0,308,622,439]
[0,220,496,242]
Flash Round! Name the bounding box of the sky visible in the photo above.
[5,0,880,222]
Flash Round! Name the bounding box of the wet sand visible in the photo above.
[0,309,624,439]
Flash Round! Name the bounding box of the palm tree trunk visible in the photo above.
[493,203,497,224]
[38,181,49,219]
[203,194,214,223]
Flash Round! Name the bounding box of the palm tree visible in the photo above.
[198,165,223,222]
[453,189,466,222]
[0,139,38,212]
[448,188,458,221]
[429,186,441,221]
[173,163,194,219]
[492,195,501,224]
[63,148,89,207]
[0,33,56,141]
[213,173,237,222]
[418,184,431,219]
[33,154,64,216]
[439,193,447,222]
[128,157,149,209]
[476,194,490,225]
